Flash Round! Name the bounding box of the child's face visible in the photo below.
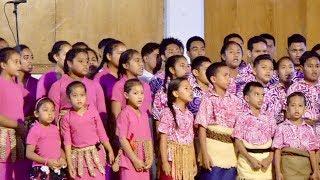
[188,41,205,60]
[68,52,89,76]
[245,86,264,110]
[253,60,274,84]
[278,58,294,83]
[110,44,127,67]
[223,44,242,69]
[55,44,71,68]
[35,102,55,125]
[125,84,144,108]
[228,37,244,47]
[69,86,87,110]
[2,52,21,77]
[144,49,159,71]
[126,53,144,76]
[248,42,267,62]
[171,57,188,78]
[20,48,33,73]
[163,44,181,60]
[303,57,320,82]
[175,80,193,103]
[211,66,231,90]
[287,96,306,121]
[87,51,99,73]
[288,42,306,65]
[193,61,211,85]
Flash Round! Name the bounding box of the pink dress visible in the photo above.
[116,106,152,180]
[0,76,29,179]
[111,76,152,114]
[26,122,61,167]
[60,105,109,180]
[48,74,107,121]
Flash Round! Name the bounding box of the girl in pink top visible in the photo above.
[36,41,71,99]
[0,47,29,179]
[61,81,114,180]
[48,48,106,123]
[26,98,67,179]
[117,79,153,180]
[158,77,196,180]
[111,49,151,118]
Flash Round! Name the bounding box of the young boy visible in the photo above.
[195,62,243,179]
[149,37,184,94]
[287,51,320,123]
[188,56,211,115]
[139,42,159,83]
[237,54,274,98]
[233,81,276,180]
[186,36,206,62]
[287,34,307,78]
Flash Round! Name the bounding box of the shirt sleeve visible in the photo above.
[36,75,47,99]
[272,125,284,149]
[158,108,174,134]
[94,82,107,120]
[152,91,164,120]
[232,116,245,140]
[116,110,130,139]
[111,81,124,104]
[48,82,61,115]
[60,113,72,146]
[306,127,318,151]
[195,95,213,128]
[26,126,39,146]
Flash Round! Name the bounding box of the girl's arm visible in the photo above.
[111,101,122,119]
[26,145,59,169]
[235,139,261,170]
[159,133,171,175]
[198,125,213,170]
[64,145,76,178]
[0,115,18,128]
[274,149,283,180]
[102,141,115,164]
[120,138,145,171]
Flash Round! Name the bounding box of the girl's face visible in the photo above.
[1,52,21,77]
[193,61,211,85]
[245,86,265,110]
[303,57,320,83]
[68,52,89,77]
[20,48,33,73]
[69,86,87,110]
[211,66,231,90]
[125,84,144,108]
[35,102,55,125]
[223,44,242,69]
[125,53,144,77]
[109,44,127,67]
[174,80,193,103]
[170,57,188,78]
[286,96,306,121]
[253,60,274,84]
[55,44,71,68]
[87,50,99,73]
[278,58,294,83]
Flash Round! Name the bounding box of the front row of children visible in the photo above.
[24,62,319,180]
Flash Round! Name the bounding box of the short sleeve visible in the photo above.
[194,95,213,128]
[152,90,165,120]
[158,108,174,134]
[111,81,124,104]
[60,113,72,146]
[116,110,130,139]
[232,116,245,140]
[26,126,39,146]
[272,125,284,149]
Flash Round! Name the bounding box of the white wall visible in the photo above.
[164,0,204,62]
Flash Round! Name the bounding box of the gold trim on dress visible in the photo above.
[0,127,24,162]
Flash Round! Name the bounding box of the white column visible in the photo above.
[164,0,204,62]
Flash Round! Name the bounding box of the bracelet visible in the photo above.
[44,159,48,166]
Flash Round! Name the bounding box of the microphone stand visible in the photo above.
[12,2,20,46]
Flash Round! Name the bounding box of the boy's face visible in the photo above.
[245,86,264,110]
[303,57,320,82]
[188,41,205,60]
[265,39,276,59]
[192,61,211,85]
[223,43,242,68]
[211,66,231,90]
[144,49,159,71]
[286,96,306,120]
[163,44,182,60]
[288,42,306,66]
[248,42,267,63]
[278,59,294,83]
[253,60,274,84]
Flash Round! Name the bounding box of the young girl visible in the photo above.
[263,57,295,124]
[220,41,245,95]
[86,48,99,79]
[26,97,67,179]
[158,77,196,180]
[0,47,29,179]
[48,48,106,122]
[116,79,153,179]
[152,55,189,123]
[273,92,319,180]
[37,41,71,99]
[60,81,114,180]
[14,44,38,118]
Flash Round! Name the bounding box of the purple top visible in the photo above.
[36,71,59,99]
[18,74,38,117]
